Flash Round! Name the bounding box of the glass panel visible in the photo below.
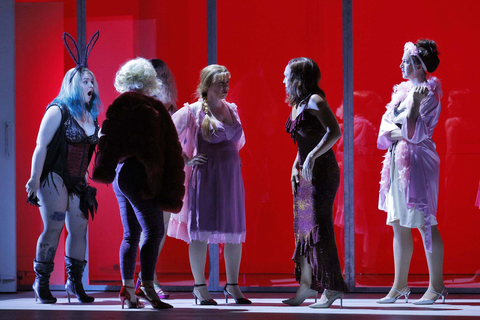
[86,0,207,286]
[15,0,77,287]
[217,0,344,287]
[353,0,480,288]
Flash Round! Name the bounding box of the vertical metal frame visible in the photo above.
[76,0,94,291]
[342,0,355,291]
[77,0,86,55]
[206,0,221,293]
[0,0,17,293]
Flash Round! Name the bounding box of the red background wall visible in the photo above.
[15,0,480,289]
[216,0,344,286]
[352,0,480,287]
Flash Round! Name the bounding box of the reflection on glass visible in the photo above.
[336,91,383,272]
[353,0,480,289]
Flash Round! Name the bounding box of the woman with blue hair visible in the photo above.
[25,32,102,304]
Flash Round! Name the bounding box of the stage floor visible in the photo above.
[1,291,479,319]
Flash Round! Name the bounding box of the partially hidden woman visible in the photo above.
[135,59,179,300]
[476,181,480,209]
[376,40,446,305]
[25,31,101,304]
[283,57,348,308]
[167,64,250,305]
[92,57,185,309]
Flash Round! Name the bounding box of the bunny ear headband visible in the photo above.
[63,30,100,83]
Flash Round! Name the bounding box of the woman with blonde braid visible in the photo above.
[168,64,250,305]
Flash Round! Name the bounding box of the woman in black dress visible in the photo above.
[283,57,348,308]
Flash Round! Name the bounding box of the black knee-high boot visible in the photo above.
[33,260,57,304]
[65,256,95,303]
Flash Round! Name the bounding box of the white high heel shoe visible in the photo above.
[413,287,448,305]
[309,290,343,308]
[282,288,318,306]
[376,286,411,304]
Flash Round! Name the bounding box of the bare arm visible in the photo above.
[302,94,341,181]
[25,106,62,197]
[389,128,404,141]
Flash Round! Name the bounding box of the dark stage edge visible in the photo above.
[1,291,479,319]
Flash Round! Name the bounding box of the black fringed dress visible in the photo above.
[285,105,348,292]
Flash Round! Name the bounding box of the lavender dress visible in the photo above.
[286,103,348,292]
[187,110,246,244]
[168,100,246,243]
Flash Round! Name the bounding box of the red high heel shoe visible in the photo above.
[135,285,173,309]
[135,278,170,299]
[119,286,144,309]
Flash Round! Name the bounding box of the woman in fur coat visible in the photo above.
[92,57,184,309]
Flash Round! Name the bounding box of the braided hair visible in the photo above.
[196,64,230,141]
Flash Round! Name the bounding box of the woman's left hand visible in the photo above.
[413,86,429,104]
[301,153,316,182]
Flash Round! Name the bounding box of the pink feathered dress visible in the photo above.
[167,100,246,244]
[378,77,442,252]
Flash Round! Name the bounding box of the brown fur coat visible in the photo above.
[92,92,185,213]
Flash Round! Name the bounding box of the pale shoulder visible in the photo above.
[306,94,328,111]
[45,104,62,115]
[37,105,62,143]
[223,100,240,116]
[224,100,238,110]
[44,104,63,123]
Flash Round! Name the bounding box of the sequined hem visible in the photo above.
[292,226,349,292]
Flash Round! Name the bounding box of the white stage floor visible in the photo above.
[1,291,479,319]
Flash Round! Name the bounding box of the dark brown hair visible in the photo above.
[414,39,440,73]
[286,57,325,107]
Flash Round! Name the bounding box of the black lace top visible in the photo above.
[40,104,99,191]
[65,117,99,145]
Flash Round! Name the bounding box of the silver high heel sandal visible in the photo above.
[282,288,318,306]
[309,290,343,308]
[376,286,411,304]
[413,287,448,305]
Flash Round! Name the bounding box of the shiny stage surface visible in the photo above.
[1,292,479,319]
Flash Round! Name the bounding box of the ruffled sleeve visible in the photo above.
[377,111,398,150]
[226,101,246,150]
[401,92,440,144]
[168,102,198,243]
[173,103,190,134]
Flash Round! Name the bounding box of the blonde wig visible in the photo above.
[114,57,162,97]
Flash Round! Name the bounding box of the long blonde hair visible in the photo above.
[196,64,231,141]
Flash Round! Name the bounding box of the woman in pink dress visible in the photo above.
[168,64,250,305]
[377,39,446,305]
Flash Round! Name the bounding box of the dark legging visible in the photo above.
[113,157,164,281]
